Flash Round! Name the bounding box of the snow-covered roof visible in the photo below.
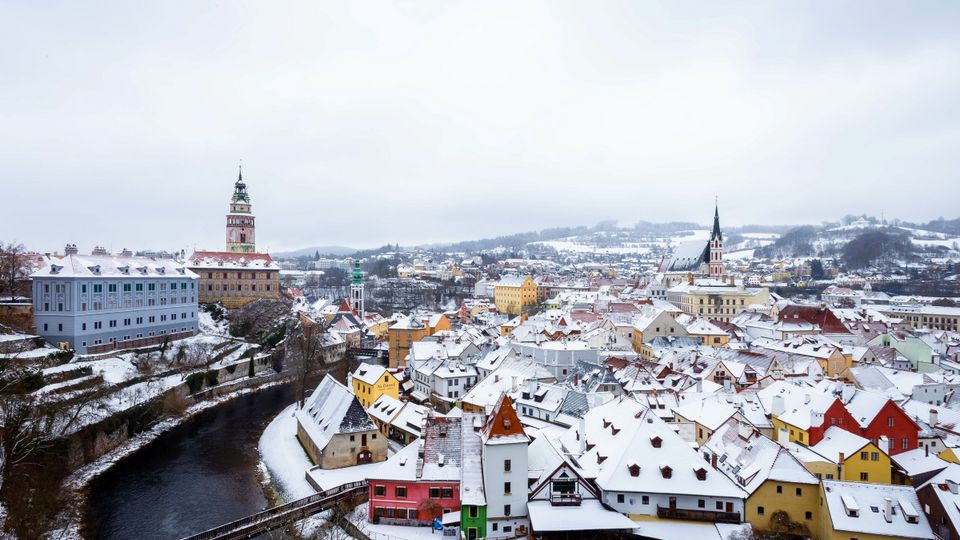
[702,418,817,495]
[353,364,391,386]
[527,499,637,532]
[295,376,376,454]
[187,251,279,270]
[558,398,746,499]
[821,480,934,538]
[32,254,197,279]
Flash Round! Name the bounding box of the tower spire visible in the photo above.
[712,197,722,241]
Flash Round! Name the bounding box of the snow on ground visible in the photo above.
[349,506,440,540]
[532,240,654,255]
[44,356,139,384]
[725,249,756,260]
[258,403,317,500]
[198,311,230,336]
[741,232,780,240]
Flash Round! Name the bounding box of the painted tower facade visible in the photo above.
[350,260,364,317]
[226,167,256,253]
[708,203,724,278]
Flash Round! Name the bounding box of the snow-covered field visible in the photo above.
[258,403,317,500]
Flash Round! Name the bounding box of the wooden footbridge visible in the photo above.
[180,480,368,540]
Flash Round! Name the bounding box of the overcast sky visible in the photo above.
[2,2,959,253]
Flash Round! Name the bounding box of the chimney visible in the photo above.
[688,273,694,285]
[120,248,133,257]
[804,394,811,405]
[930,408,939,426]
[696,377,703,393]
[91,245,109,256]
[772,395,785,416]
[880,436,890,456]
[711,453,718,469]
[723,379,732,392]
[925,444,929,457]
[948,479,959,495]
[578,415,587,453]
[64,243,79,255]
[883,497,893,523]
[511,375,518,393]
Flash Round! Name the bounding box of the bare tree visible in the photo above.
[288,317,329,407]
[185,340,218,371]
[0,241,33,299]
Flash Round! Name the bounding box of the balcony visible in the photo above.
[549,492,583,506]
[656,506,740,524]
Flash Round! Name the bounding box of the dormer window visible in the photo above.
[597,455,607,464]
[661,466,672,479]
[695,468,707,481]
[651,436,663,448]
[628,464,640,477]
[611,425,620,436]
[586,442,595,451]
[603,418,611,429]
[50,265,62,275]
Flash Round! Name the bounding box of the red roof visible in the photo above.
[778,305,851,334]
[482,394,527,441]
[189,251,273,263]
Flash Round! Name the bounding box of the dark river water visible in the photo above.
[85,383,295,540]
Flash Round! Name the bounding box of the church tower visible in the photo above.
[350,260,364,317]
[708,202,724,278]
[225,166,256,253]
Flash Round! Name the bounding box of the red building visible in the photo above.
[805,398,857,446]
[850,395,920,455]
[367,412,483,525]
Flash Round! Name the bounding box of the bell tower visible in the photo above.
[226,166,256,253]
[350,260,364,317]
[708,200,724,278]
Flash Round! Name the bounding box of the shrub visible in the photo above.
[185,372,206,394]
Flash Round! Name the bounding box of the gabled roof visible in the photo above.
[296,376,377,453]
[481,394,529,445]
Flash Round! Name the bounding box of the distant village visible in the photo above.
[4,170,960,540]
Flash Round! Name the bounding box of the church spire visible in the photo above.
[711,198,722,242]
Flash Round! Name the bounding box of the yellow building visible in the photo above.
[684,317,731,346]
[817,480,932,540]
[351,364,399,408]
[702,420,821,537]
[387,316,429,368]
[804,427,893,484]
[666,276,769,323]
[494,276,538,316]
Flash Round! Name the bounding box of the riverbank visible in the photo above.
[48,372,290,540]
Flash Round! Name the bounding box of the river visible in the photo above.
[85,383,295,540]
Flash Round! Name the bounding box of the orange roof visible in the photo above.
[482,394,528,442]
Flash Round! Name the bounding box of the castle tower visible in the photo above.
[350,260,364,317]
[226,166,256,253]
[708,202,724,278]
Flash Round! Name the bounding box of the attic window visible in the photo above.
[651,436,662,448]
[628,464,640,477]
[49,264,62,275]
[661,466,672,479]
[602,418,611,429]
[695,468,707,481]
[503,418,512,429]
[597,455,607,464]
[611,425,621,436]
[586,442,595,451]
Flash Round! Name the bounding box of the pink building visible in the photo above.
[367,413,481,525]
